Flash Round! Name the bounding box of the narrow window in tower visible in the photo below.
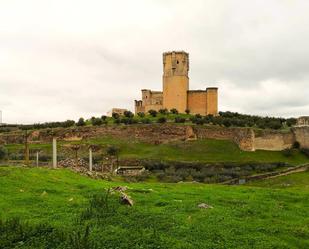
[177,60,179,64]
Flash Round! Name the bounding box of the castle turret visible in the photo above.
[162,51,189,113]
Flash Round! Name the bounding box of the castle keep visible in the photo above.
[135,51,218,115]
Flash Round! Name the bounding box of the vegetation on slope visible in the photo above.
[0,166,309,248]
[0,111,297,133]
[3,137,309,165]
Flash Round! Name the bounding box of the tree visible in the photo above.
[148,110,157,117]
[91,118,103,126]
[159,108,168,115]
[175,117,186,123]
[124,111,134,118]
[137,112,145,118]
[170,108,178,114]
[0,146,7,160]
[101,115,107,121]
[112,112,120,119]
[62,120,75,128]
[157,117,167,123]
[77,117,86,126]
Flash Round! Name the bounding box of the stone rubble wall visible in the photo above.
[0,124,308,152]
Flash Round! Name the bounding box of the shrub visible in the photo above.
[148,110,157,117]
[77,117,86,126]
[62,120,75,128]
[157,117,167,123]
[124,111,134,118]
[300,148,309,158]
[0,146,7,160]
[101,115,107,121]
[282,148,293,157]
[195,114,202,119]
[185,109,190,114]
[159,108,168,115]
[286,118,297,127]
[112,112,120,119]
[137,112,145,118]
[170,108,178,114]
[268,120,282,130]
[91,118,103,126]
[175,117,186,123]
[141,118,151,124]
[114,119,121,124]
[120,117,137,125]
[106,146,119,156]
[223,118,232,127]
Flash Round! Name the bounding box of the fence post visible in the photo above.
[89,147,93,172]
[52,138,57,169]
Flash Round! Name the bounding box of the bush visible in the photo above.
[91,118,103,126]
[185,109,190,114]
[137,112,145,118]
[0,146,7,160]
[282,148,293,157]
[159,108,168,115]
[62,120,75,128]
[101,115,107,121]
[286,118,297,127]
[141,118,151,124]
[148,110,157,117]
[175,117,186,123]
[124,111,134,118]
[170,108,178,114]
[77,117,86,126]
[120,117,137,125]
[114,119,121,124]
[300,148,309,158]
[157,117,167,123]
[112,112,120,119]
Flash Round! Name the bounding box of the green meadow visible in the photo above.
[0,166,308,248]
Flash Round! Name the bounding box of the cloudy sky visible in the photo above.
[1,0,309,124]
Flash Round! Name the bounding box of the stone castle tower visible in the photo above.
[135,51,218,116]
[163,51,189,113]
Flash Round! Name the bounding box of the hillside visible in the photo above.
[0,166,308,248]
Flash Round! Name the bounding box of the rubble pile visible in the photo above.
[58,158,88,168]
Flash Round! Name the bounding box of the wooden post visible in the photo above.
[89,148,93,172]
[52,138,57,169]
[24,130,30,166]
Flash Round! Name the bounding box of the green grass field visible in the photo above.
[4,137,309,165]
[0,166,308,248]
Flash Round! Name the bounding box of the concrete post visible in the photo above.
[52,138,57,169]
[89,148,93,172]
[36,151,39,167]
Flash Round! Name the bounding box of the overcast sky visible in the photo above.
[1,0,308,124]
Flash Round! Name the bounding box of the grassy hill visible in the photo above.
[4,137,309,165]
[0,166,308,248]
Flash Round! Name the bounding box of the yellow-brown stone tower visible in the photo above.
[162,51,189,113]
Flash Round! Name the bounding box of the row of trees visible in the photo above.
[3,109,297,131]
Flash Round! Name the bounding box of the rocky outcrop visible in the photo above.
[1,124,308,152]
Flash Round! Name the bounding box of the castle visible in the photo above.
[135,51,218,115]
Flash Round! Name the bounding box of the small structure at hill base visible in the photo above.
[116,166,145,176]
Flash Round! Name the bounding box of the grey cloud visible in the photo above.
[0,0,308,123]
